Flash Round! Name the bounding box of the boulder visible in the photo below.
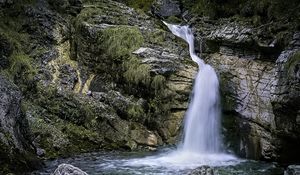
[53,164,88,175]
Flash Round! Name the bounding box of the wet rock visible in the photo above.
[188,166,214,175]
[53,164,88,175]
[36,148,46,157]
[285,165,300,175]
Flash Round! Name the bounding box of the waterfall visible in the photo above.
[164,22,221,153]
[120,23,237,170]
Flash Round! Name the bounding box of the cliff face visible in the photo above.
[0,0,299,173]
[197,21,300,162]
[0,1,196,172]
[152,0,300,163]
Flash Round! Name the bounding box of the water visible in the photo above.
[31,23,273,174]
[31,151,283,175]
[162,22,235,161]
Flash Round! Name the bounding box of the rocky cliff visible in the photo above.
[153,0,300,163]
[0,0,299,173]
[0,0,196,173]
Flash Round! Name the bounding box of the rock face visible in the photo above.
[191,18,300,162]
[152,0,181,18]
[53,164,88,175]
[69,0,196,146]
[0,76,39,173]
[0,0,196,163]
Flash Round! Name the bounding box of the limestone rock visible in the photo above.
[193,17,300,162]
[53,164,88,175]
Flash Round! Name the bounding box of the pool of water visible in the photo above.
[30,148,284,175]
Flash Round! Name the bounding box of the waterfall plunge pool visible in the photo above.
[31,149,284,175]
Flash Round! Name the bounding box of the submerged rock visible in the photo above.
[285,165,300,175]
[188,166,214,175]
[53,164,88,175]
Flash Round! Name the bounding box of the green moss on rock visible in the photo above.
[127,104,145,121]
[145,29,167,45]
[99,26,144,61]
[35,85,95,126]
[151,74,166,92]
[123,56,151,86]
[121,0,154,12]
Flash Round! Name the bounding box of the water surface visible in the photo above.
[31,150,283,175]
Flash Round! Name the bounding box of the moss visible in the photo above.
[181,0,300,24]
[9,53,35,79]
[35,85,95,126]
[123,56,151,86]
[151,75,166,93]
[4,53,37,95]
[122,0,154,12]
[75,6,104,28]
[0,3,37,95]
[165,16,183,24]
[75,2,129,27]
[26,96,102,159]
[127,104,145,121]
[181,0,217,18]
[98,26,144,61]
[145,29,167,45]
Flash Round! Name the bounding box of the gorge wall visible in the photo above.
[0,0,299,173]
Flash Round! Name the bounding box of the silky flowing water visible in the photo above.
[31,23,284,174]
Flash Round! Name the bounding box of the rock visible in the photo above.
[0,0,13,7]
[188,166,214,175]
[192,17,300,162]
[53,164,88,175]
[0,33,13,69]
[0,76,39,173]
[152,0,181,18]
[36,148,46,157]
[285,165,300,175]
[133,47,183,74]
[70,0,195,147]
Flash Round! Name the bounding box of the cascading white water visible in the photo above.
[110,23,239,171]
[163,22,221,154]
